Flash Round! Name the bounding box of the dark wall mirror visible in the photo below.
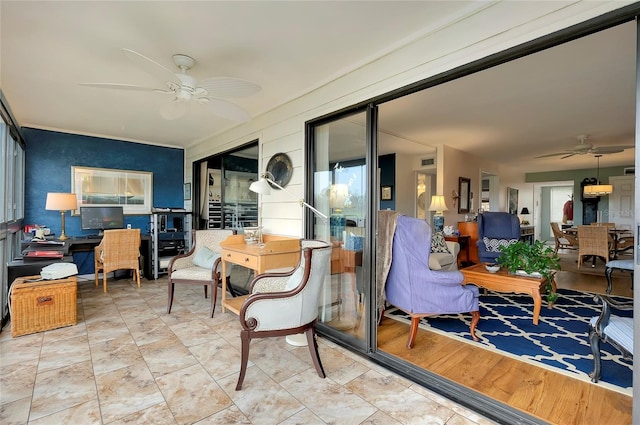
[458,177,471,213]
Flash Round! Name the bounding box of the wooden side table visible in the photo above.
[445,235,471,268]
[220,234,301,314]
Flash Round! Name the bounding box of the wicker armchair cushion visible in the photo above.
[170,267,215,281]
[193,246,217,269]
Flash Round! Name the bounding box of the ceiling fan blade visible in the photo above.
[534,152,569,158]
[80,82,170,93]
[560,153,577,159]
[205,98,251,122]
[591,145,635,154]
[198,77,261,98]
[122,48,180,85]
[159,99,189,120]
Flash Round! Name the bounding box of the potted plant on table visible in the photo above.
[496,240,561,303]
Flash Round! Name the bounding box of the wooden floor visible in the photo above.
[377,256,634,425]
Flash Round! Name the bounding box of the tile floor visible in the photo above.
[1,275,496,425]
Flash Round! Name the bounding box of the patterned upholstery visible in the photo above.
[477,212,521,264]
[167,229,235,318]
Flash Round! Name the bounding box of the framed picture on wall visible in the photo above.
[381,185,393,201]
[507,187,519,215]
[71,166,153,214]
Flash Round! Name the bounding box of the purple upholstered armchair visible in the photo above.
[384,215,480,348]
[477,212,521,264]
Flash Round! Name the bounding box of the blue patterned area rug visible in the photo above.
[384,288,633,394]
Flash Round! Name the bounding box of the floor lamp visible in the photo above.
[249,172,328,347]
[45,192,78,240]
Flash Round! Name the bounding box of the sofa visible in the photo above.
[429,240,460,271]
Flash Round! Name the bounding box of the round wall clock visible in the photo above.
[266,153,293,189]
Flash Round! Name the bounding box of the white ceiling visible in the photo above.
[1,1,636,173]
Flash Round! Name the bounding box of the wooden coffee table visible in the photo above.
[460,263,557,325]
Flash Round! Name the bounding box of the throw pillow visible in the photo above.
[431,231,451,254]
[483,237,518,252]
[193,246,218,269]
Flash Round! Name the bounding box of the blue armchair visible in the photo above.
[384,215,480,348]
[477,212,521,264]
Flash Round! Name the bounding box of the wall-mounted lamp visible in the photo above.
[45,192,77,240]
[249,171,328,225]
[428,195,448,232]
[451,190,459,209]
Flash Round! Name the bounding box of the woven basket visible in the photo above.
[10,275,77,337]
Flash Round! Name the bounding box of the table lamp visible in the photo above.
[45,192,77,240]
[520,207,530,225]
[428,195,448,232]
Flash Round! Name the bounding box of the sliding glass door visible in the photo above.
[310,110,369,347]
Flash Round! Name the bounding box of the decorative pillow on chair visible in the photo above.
[193,246,219,269]
[431,231,451,254]
[483,237,518,252]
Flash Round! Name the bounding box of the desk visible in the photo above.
[19,235,152,278]
[220,234,301,314]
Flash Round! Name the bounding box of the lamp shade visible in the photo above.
[329,184,349,209]
[249,178,272,195]
[45,193,77,211]
[428,195,448,213]
[583,184,613,197]
[520,207,530,215]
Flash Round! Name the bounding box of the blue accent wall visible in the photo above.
[23,128,184,237]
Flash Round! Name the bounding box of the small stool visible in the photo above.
[604,259,634,294]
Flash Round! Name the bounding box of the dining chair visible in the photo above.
[236,240,332,390]
[94,228,141,292]
[550,222,579,254]
[577,225,612,268]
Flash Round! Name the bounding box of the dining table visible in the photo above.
[564,226,633,259]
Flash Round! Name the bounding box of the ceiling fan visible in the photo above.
[81,48,261,121]
[535,135,634,159]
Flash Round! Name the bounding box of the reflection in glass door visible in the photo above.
[311,111,368,344]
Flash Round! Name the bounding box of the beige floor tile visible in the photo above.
[0,274,495,425]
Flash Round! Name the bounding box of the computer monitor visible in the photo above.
[80,206,124,233]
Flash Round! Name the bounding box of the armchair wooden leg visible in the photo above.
[167,281,175,314]
[305,327,326,379]
[407,316,420,349]
[103,273,108,293]
[135,269,141,288]
[236,331,251,390]
[209,282,218,318]
[470,310,480,341]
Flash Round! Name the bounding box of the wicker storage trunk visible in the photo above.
[10,275,77,337]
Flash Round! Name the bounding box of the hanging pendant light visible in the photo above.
[583,154,613,197]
